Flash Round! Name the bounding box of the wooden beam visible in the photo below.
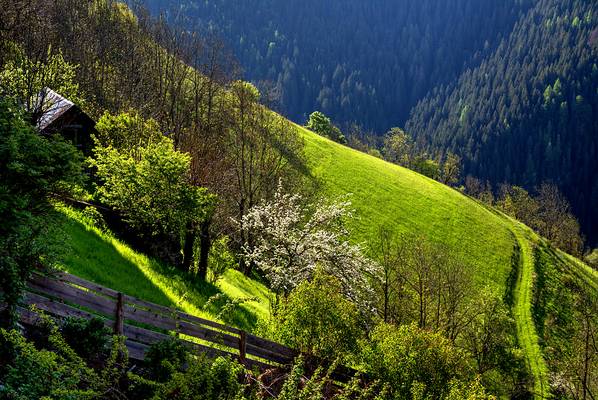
[115,293,124,335]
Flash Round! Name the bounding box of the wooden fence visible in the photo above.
[13,272,357,382]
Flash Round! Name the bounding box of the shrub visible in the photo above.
[305,111,346,144]
[80,205,109,232]
[1,314,132,399]
[144,339,188,382]
[0,327,97,399]
[586,248,598,269]
[0,98,83,326]
[271,269,362,361]
[153,355,246,399]
[125,371,161,399]
[277,357,390,400]
[443,378,495,400]
[361,323,476,399]
[60,316,111,361]
[203,293,258,325]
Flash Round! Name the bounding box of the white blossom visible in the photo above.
[238,184,380,313]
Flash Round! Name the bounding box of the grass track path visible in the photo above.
[510,225,550,399]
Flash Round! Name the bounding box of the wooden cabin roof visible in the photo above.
[37,88,77,131]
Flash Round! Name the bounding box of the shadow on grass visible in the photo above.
[53,209,258,331]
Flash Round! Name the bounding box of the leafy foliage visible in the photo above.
[240,183,379,310]
[94,111,164,152]
[0,43,82,123]
[361,323,477,399]
[306,111,346,144]
[208,236,236,284]
[0,98,82,325]
[143,339,188,382]
[0,328,95,399]
[60,316,111,361]
[90,135,216,267]
[152,355,246,399]
[276,357,389,400]
[586,248,598,269]
[382,128,412,168]
[269,270,362,361]
[0,316,127,400]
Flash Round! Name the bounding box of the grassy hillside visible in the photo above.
[299,125,515,288]
[299,126,598,399]
[52,205,271,331]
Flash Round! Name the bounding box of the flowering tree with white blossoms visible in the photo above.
[239,184,380,313]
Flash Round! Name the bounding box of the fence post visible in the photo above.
[239,330,247,365]
[115,292,124,335]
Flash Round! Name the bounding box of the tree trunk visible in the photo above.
[182,222,196,273]
[243,261,253,276]
[243,234,254,276]
[197,219,211,281]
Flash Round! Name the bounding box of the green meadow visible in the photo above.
[52,205,271,331]
[299,125,515,288]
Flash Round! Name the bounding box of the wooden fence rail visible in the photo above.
[12,272,357,382]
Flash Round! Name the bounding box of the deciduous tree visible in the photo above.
[441,152,461,186]
[90,136,216,273]
[383,127,413,167]
[305,111,346,144]
[240,184,379,312]
[227,82,304,275]
[0,99,83,326]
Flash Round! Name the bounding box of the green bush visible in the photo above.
[0,44,83,115]
[152,355,246,400]
[277,357,390,400]
[361,323,476,399]
[442,378,494,400]
[0,98,83,326]
[94,111,163,151]
[126,372,161,399]
[270,269,362,362]
[585,248,598,269]
[0,327,97,399]
[305,111,347,144]
[0,310,134,399]
[80,206,109,232]
[144,339,188,383]
[60,316,111,361]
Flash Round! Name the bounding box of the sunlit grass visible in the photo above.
[52,204,271,331]
[509,224,550,399]
[298,125,515,288]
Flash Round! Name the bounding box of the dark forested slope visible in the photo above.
[406,0,598,245]
[141,0,530,132]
